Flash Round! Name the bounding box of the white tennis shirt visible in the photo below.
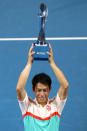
[18,93,67,131]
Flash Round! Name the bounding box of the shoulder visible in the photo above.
[28,97,36,105]
[49,97,56,104]
[49,94,67,105]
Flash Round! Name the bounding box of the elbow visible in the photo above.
[61,81,69,89]
[16,86,23,97]
[16,84,22,93]
[16,86,20,93]
[65,81,69,89]
[16,86,19,92]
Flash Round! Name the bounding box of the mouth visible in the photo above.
[38,97,45,101]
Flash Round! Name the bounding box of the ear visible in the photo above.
[49,87,51,92]
[32,87,35,92]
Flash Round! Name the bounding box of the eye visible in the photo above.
[37,89,41,92]
[43,89,48,92]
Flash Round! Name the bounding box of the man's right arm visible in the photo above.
[16,44,35,101]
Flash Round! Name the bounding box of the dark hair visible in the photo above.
[32,73,52,91]
[40,3,46,12]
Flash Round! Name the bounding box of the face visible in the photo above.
[34,83,51,106]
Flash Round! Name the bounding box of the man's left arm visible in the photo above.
[47,44,69,100]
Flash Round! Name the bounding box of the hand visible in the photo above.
[47,44,54,65]
[27,44,35,65]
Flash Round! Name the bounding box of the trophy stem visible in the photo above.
[37,27,46,45]
[36,3,48,45]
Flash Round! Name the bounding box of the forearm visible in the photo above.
[50,61,69,88]
[16,63,32,90]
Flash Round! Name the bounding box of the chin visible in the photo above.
[37,99,44,102]
[38,100,47,105]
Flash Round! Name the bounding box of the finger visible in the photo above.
[29,51,35,56]
[31,51,35,56]
[49,44,52,52]
[30,44,34,51]
[47,51,52,56]
[29,44,34,52]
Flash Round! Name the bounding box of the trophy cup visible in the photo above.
[33,3,49,61]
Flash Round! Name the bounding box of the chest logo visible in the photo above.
[46,105,51,111]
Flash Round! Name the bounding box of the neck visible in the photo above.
[37,101,48,107]
[40,102,47,107]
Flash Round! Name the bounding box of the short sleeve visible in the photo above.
[18,93,29,115]
[55,94,67,115]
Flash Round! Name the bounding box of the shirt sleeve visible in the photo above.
[55,93,67,115]
[18,93,29,115]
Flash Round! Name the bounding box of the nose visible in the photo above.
[40,90,44,96]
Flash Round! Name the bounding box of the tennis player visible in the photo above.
[16,43,69,131]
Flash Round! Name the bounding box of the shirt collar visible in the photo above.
[34,98,50,107]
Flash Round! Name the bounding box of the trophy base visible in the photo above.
[33,43,49,61]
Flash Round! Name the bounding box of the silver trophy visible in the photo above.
[33,3,49,61]
[37,3,48,45]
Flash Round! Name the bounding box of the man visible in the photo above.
[16,44,69,131]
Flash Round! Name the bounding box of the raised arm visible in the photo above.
[47,44,69,100]
[16,44,35,101]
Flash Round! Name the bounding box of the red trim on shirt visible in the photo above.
[23,112,61,120]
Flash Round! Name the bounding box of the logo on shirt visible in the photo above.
[46,105,51,111]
